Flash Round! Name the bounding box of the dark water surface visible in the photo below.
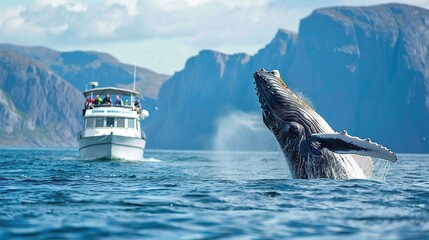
[0,149,428,239]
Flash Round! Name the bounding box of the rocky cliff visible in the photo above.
[0,49,83,147]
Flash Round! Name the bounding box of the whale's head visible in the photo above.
[253,69,321,173]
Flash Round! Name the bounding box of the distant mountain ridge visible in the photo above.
[0,44,170,99]
[149,3,429,152]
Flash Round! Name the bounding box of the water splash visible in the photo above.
[367,158,392,181]
[212,111,277,151]
[292,88,315,109]
[353,154,392,181]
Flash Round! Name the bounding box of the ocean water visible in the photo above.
[0,149,428,239]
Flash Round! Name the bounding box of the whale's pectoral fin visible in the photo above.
[308,131,397,162]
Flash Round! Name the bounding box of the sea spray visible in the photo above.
[212,111,277,151]
[211,111,289,180]
[292,88,315,110]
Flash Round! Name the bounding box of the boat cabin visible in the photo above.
[80,87,147,139]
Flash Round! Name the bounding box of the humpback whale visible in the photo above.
[253,69,397,179]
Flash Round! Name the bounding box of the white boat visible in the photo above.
[78,85,148,160]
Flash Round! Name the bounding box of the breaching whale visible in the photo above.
[253,69,397,179]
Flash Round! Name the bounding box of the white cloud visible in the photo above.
[0,6,46,42]
[0,0,299,46]
[35,0,87,12]
[106,0,137,15]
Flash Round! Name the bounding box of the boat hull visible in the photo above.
[79,134,145,160]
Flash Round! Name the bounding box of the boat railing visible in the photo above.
[93,104,134,109]
[85,104,137,110]
[82,103,139,116]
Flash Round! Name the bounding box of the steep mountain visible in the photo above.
[0,49,83,147]
[251,29,297,73]
[150,3,429,152]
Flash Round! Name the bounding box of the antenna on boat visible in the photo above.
[133,64,136,91]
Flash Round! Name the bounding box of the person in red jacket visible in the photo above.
[84,97,94,109]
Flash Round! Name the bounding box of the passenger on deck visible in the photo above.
[95,94,102,106]
[84,97,94,109]
[134,99,141,113]
[115,95,123,107]
[102,94,112,105]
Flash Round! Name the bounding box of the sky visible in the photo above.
[1,0,428,75]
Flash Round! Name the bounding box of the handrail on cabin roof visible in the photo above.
[82,87,141,98]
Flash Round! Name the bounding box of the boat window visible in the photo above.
[136,120,140,130]
[116,117,125,128]
[86,117,95,128]
[106,117,115,127]
[95,117,104,128]
[127,118,135,129]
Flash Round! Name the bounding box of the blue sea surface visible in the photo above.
[0,149,428,239]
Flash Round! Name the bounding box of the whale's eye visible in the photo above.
[290,124,298,131]
[287,123,304,139]
[289,122,303,133]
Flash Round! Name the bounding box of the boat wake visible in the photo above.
[59,156,79,161]
[142,157,162,162]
